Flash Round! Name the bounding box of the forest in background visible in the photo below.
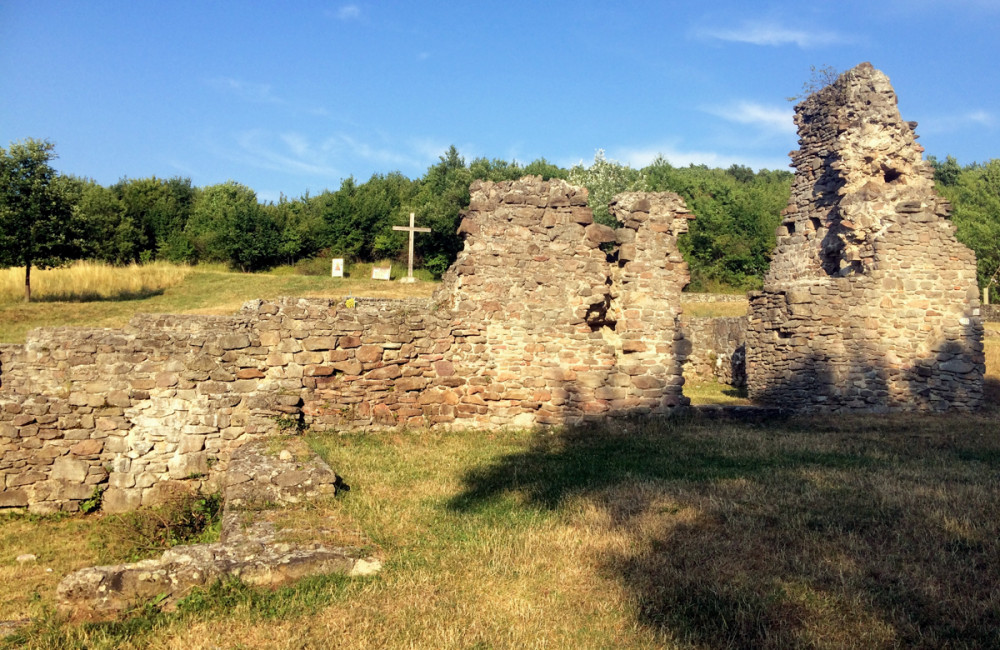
[2,139,999,298]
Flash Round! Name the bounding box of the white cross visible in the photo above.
[393,212,431,282]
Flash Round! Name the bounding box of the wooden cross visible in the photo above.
[393,212,431,282]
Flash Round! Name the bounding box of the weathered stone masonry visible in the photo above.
[747,63,984,411]
[1,178,698,512]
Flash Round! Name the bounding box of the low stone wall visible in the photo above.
[682,317,746,386]
[1,179,703,513]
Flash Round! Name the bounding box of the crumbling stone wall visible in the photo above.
[682,317,747,387]
[1,178,697,512]
[437,178,693,424]
[747,63,984,412]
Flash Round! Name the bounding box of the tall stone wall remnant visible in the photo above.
[747,62,984,412]
[1,177,698,512]
[435,178,694,424]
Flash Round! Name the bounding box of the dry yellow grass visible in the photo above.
[0,261,191,304]
[0,513,102,622]
[5,413,1000,649]
[680,299,748,318]
[0,263,437,343]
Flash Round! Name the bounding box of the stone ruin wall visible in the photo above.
[747,63,984,412]
[682,317,746,387]
[437,180,694,423]
[1,178,698,512]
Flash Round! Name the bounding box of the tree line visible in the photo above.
[2,138,998,302]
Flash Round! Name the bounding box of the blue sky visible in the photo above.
[2,0,998,202]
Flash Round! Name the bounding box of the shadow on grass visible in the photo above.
[32,288,166,303]
[449,416,1000,648]
[721,385,748,399]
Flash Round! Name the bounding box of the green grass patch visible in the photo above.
[92,490,223,564]
[683,380,751,405]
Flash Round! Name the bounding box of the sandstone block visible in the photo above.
[51,457,89,483]
[331,360,362,375]
[219,334,251,350]
[338,336,362,349]
[367,365,401,380]
[70,439,104,456]
[356,345,383,364]
[304,365,334,377]
[302,337,336,351]
[434,360,455,377]
[0,489,28,507]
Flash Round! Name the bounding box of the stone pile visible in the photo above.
[56,437,378,619]
[747,62,984,411]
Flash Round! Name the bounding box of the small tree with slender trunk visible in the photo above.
[0,138,77,302]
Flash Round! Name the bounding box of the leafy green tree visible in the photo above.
[469,156,523,182]
[265,194,327,266]
[314,172,418,263]
[928,155,962,187]
[185,181,277,270]
[522,157,569,181]
[568,150,647,226]
[413,146,472,277]
[643,156,791,290]
[109,176,195,263]
[225,200,281,272]
[0,139,80,301]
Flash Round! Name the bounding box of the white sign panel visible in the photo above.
[331,258,344,278]
[371,265,392,281]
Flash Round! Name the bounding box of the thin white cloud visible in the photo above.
[209,129,459,183]
[324,133,423,169]
[207,77,283,105]
[700,21,849,48]
[336,4,361,20]
[920,109,996,133]
[409,137,456,163]
[704,101,796,135]
[233,130,342,177]
[206,77,336,119]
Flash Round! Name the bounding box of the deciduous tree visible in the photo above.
[0,139,79,301]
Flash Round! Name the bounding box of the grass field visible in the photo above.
[2,263,999,648]
[0,262,436,344]
[4,408,999,649]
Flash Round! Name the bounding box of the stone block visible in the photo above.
[167,452,209,479]
[51,457,89,483]
[0,489,28,507]
[367,365,401,380]
[219,334,251,350]
[302,337,336,351]
[70,439,104,457]
[338,336,362,349]
[356,345,383,364]
[304,365,334,377]
[102,487,142,513]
